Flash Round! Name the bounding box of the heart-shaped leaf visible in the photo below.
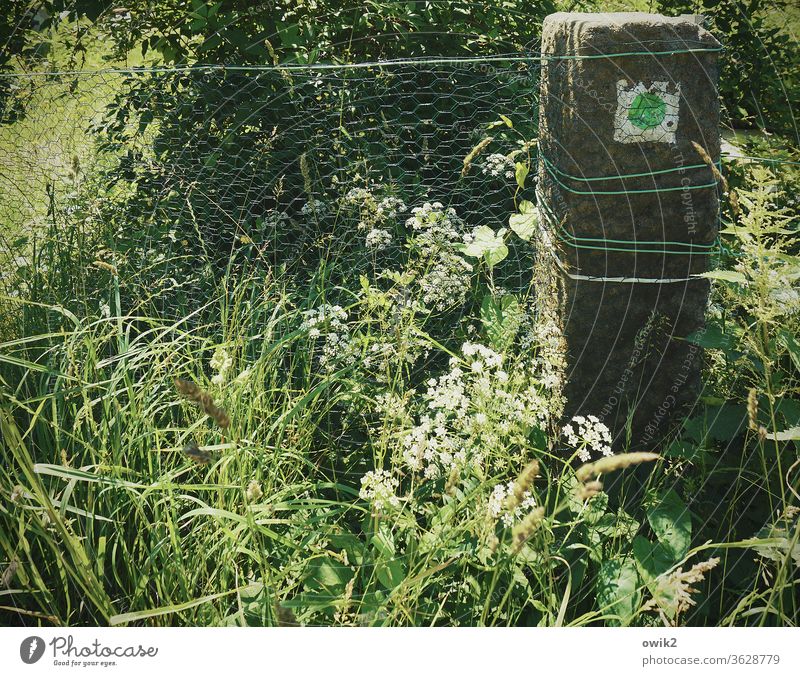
[509,200,538,241]
[462,225,508,268]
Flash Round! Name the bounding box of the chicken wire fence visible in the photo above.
[0,57,543,320]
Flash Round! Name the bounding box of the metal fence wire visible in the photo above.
[0,57,542,318]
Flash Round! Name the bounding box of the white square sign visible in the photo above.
[613,81,681,144]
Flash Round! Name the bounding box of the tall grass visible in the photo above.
[0,64,798,625]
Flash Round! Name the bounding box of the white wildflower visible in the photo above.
[359,470,401,514]
[481,153,515,180]
[488,481,537,527]
[376,196,407,218]
[365,228,392,250]
[302,304,356,372]
[301,198,329,218]
[563,414,613,460]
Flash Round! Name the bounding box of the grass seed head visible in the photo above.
[512,506,545,552]
[246,480,263,502]
[182,443,215,465]
[2,559,19,588]
[747,388,759,430]
[275,602,299,627]
[576,452,660,482]
[505,459,540,511]
[174,377,231,429]
[577,479,604,501]
[461,136,493,177]
[445,464,460,497]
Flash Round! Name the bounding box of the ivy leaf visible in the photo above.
[595,557,640,626]
[509,200,537,241]
[461,226,508,268]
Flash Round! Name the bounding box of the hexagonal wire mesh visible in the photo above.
[0,57,542,323]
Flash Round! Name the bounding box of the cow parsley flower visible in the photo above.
[482,153,515,179]
[301,198,329,218]
[488,482,537,527]
[376,196,407,218]
[344,187,373,204]
[563,414,613,461]
[365,227,392,250]
[407,202,473,311]
[302,304,356,372]
[359,470,401,514]
[401,342,553,480]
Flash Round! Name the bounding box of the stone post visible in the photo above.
[537,13,721,447]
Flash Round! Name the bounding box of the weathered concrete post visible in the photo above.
[537,13,721,446]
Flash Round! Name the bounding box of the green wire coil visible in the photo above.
[535,188,719,256]
[539,155,721,196]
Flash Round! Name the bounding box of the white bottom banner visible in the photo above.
[1,627,797,676]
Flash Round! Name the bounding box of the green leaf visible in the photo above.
[371,529,395,559]
[698,270,747,284]
[375,557,406,590]
[371,528,405,589]
[508,200,537,241]
[778,330,800,374]
[685,322,739,355]
[704,404,747,442]
[664,439,711,463]
[582,491,609,526]
[592,509,640,543]
[765,426,800,441]
[329,534,366,566]
[487,115,513,129]
[461,225,508,268]
[514,161,529,189]
[595,558,640,626]
[633,536,675,580]
[110,589,237,625]
[646,490,691,561]
[480,293,521,351]
[632,537,679,618]
[304,556,353,595]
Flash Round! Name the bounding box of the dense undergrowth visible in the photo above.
[1,146,798,626]
[0,0,798,628]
